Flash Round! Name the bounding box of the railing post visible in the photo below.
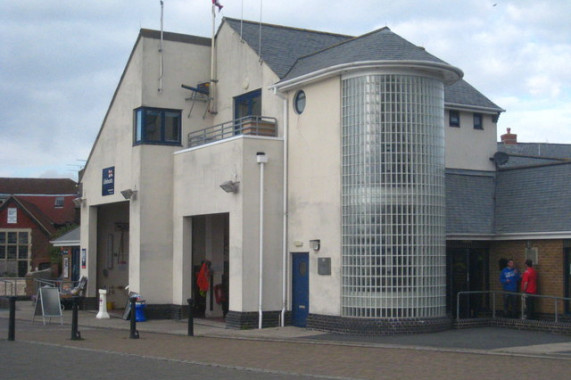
[456,292,460,320]
[70,296,82,340]
[8,296,16,341]
[129,296,139,339]
[491,292,495,319]
[187,298,194,336]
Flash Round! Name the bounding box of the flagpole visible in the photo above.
[209,3,217,114]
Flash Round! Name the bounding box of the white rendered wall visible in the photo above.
[444,110,498,171]
[172,137,284,312]
[287,77,343,316]
[80,33,211,303]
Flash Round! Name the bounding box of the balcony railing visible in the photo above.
[187,116,277,148]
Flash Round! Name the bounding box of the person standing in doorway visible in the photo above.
[521,259,538,319]
[500,259,520,318]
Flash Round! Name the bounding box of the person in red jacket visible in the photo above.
[521,259,538,319]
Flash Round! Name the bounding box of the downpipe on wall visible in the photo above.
[257,152,268,329]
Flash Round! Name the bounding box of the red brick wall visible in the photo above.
[0,200,53,273]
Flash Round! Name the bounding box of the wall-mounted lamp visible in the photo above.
[220,180,240,193]
[73,197,84,207]
[310,239,321,252]
[121,189,137,200]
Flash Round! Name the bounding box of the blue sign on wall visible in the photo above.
[102,166,115,196]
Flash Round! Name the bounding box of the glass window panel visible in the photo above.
[145,110,161,141]
[7,246,17,259]
[0,246,5,259]
[18,232,28,244]
[7,232,17,244]
[341,74,445,318]
[164,111,180,142]
[18,245,28,259]
[135,109,143,142]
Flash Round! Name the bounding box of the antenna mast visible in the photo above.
[158,0,164,93]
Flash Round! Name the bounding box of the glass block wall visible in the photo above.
[341,74,446,318]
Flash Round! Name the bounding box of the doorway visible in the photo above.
[447,242,489,318]
[190,213,229,319]
[291,252,309,327]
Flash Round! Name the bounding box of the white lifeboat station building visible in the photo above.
[78,17,507,333]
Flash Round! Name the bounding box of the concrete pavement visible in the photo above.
[2,300,571,379]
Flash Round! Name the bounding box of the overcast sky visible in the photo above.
[1,0,570,180]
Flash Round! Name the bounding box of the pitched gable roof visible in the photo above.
[224,18,501,113]
[281,27,457,82]
[0,196,57,235]
[0,178,77,195]
[224,18,351,78]
[445,79,503,113]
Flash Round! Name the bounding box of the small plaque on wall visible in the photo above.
[318,257,331,276]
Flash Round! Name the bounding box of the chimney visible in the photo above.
[501,128,517,144]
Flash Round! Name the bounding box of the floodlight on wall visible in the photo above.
[310,239,321,252]
[220,180,240,193]
[121,189,137,200]
[73,197,84,207]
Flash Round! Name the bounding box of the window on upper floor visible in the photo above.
[449,110,460,127]
[134,107,181,146]
[234,89,261,120]
[54,197,64,208]
[473,113,483,130]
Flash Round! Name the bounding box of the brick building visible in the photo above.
[0,178,78,276]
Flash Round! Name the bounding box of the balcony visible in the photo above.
[187,116,277,148]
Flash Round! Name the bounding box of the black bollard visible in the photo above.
[129,296,139,339]
[187,298,194,336]
[70,296,82,340]
[8,296,16,341]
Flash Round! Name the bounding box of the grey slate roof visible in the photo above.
[224,18,351,79]
[445,79,503,112]
[495,163,571,234]
[497,142,571,168]
[281,27,448,81]
[223,18,501,113]
[446,171,495,235]
[51,227,80,246]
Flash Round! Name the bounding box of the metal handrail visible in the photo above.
[187,116,277,148]
[456,290,571,322]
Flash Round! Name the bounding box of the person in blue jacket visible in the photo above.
[500,259,520,317]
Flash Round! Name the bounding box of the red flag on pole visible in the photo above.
[212,0,223,11]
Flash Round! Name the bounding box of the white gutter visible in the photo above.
[256,152,268,329]
[272,87,289,327]
[274,60,464,92]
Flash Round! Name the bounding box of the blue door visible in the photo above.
[291,253,309,327]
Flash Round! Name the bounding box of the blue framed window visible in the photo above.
[234,89,261,120]
[134,107,181,145]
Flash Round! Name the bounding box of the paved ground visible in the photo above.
[2,301,571,379]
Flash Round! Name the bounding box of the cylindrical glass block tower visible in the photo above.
[341,73,446,319]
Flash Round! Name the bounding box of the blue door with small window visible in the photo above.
[291,252,309,327]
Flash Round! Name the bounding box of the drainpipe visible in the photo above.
[273,87,289,327]
[257,152,268,329]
